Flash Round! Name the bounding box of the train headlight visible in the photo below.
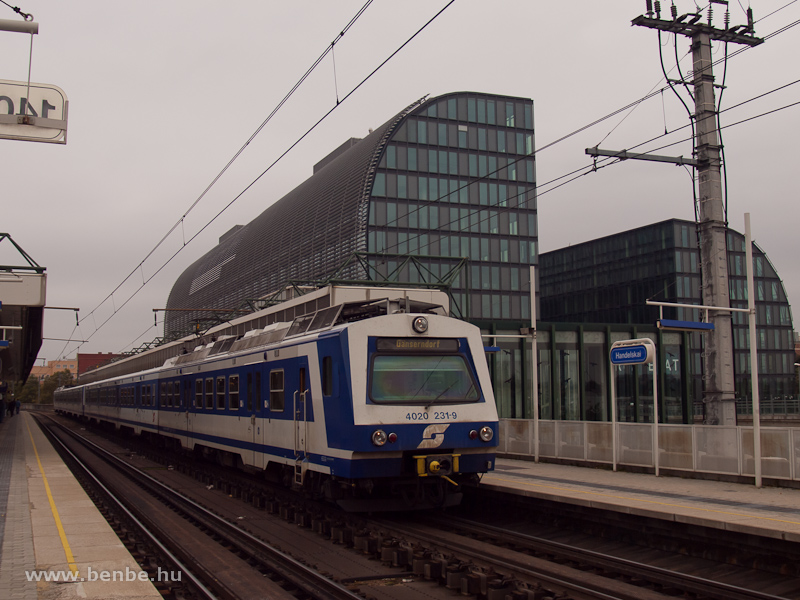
[371,429,388,446]
[469,430,478,440]
[412,316,428,334]
[387,432,398,443]
[479,426,494,442]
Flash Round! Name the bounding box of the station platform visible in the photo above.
[484,456,800,543]
[0,411,162,600]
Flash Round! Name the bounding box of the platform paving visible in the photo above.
[0,412,162,599]
[485,457,800,542]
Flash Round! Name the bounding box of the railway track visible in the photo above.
[36,414,364,600]
[43,413,800,600]
[376,514,798,600]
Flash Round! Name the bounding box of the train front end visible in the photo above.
[326,312,498,511]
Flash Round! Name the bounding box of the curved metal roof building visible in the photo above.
[165,92,539,337]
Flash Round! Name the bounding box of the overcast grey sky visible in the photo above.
[1,0,797,362]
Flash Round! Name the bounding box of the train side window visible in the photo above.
[162,382,168,407]
[270,370,284,412]
[195,379,203,408]
[256,371,263,410]
[204,378,213,409]
[229,375,239,410]
[216,377,226,410]
[246,373,253,412]
[322,356,333,396]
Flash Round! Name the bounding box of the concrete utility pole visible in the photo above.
[630,2,762,425]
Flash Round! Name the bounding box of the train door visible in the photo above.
[293,365,309,485]
[294,367,308,457]
[245,371,262,468]
[185,378,201,450]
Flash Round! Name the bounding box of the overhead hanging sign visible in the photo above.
[0,79,68,144]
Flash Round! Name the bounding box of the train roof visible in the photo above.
[78,285,450,385]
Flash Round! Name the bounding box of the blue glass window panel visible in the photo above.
[407,119,417,143]
[417,120,427,144]
[438,123,447,145]
[506,102,515,126]
[408,147,417,171]
[450,236,459,256]
[428,150,438,173]
[487,100,496,125]
[397,175,407,199]
[479,182,488,206]
[373,172,386,197]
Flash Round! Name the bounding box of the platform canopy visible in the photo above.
[0,234,46,387]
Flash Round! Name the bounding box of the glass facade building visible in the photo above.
[165,92,537,336]
[539,219,795,421]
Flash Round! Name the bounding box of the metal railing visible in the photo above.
[498,419,800,482]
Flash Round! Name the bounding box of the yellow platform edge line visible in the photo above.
[25,416,79,576]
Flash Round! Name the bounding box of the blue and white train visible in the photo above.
[55,293,499,510]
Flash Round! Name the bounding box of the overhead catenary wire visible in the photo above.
[70,0,378,332]
[56,6,800,357]
[57,0,457,359]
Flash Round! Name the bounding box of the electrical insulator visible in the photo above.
[747,7,754,31]
[654,0,661,19]
[724,10,730,29]
[646,0,653,18]
[671,3,677,19]
[708,5,713,24]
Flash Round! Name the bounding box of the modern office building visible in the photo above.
[539,219,795,421]
[163,92,794,426]
[166,92,538,337]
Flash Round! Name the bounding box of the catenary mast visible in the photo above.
[632,2,762,424]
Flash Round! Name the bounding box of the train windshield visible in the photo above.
[370,355,479,404]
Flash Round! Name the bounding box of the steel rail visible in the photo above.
[430,515,792,600]
[39,415,363,600]
[35,416,218,600]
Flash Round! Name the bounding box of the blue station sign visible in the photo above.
[609,339,655,365]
